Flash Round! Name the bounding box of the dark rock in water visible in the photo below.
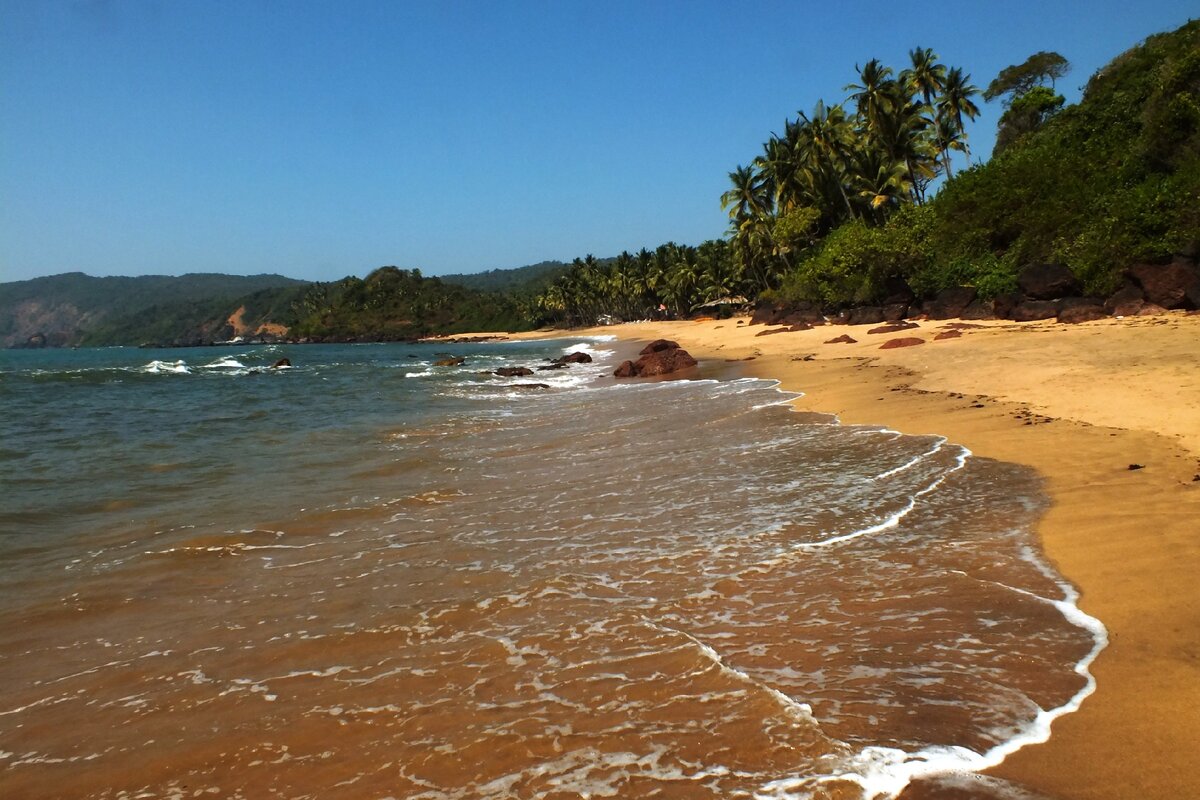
[824,334,857,344]
[1011,300,1061,322]
[434,356,466,367]
[272,357,292,368]
[495,366,534,377]
[848,306,884,326]
[960,300,996,320]
[925,287,977,319]
[613,341,697,378]
[639,339,680,355]
[867,321,919,335]
[1018,263,1080,300]
[882,303,909,322]
[511,383,551,390]
[1105,284,1146,316]
[556,352,593,364]
[1057,298,1108,324]
[537,363,568,371]
[1128,261,1200,308]
[879,337,925,349]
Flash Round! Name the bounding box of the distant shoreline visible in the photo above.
[507,313,1200,800]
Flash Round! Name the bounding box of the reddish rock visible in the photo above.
[556,351,593,364]
[934,330,963,340]
[640,339,680,355]
[755,327,791,337]
[613,341,697,378]
[880,337,925,349]
[867,322,919,335]
[1011,300,1061,322]
[992,292,1022,319]
[1018,263,1080,300]
[1058,305,1109,324]
[1105,284,1145,316]
[495,366,534,377]
[1128,262,1200,308]
[1136,303,1168,316]
[824,334,858,344]
[1057,298,1108,324]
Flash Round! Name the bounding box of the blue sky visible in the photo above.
[1,1,1195,283]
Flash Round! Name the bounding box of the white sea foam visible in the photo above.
[141,359,190,374]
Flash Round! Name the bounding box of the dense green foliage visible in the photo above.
[440,261,572,293]
[0,272,307,347]
[287,267,531,340]
[774,21,1200,306]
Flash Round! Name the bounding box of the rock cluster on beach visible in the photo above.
[749,254,1200,329]
[613,339,698,378]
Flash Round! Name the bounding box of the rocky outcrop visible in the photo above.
[1128,261,1200,308]
[847,306,884,326]
[1018,263,1081,300]
[613,340,697,378]
[495,366,534,377]
[1105,284,1146,316]
[824,334,858,344]
[1011,300,1061,322]
[1057,298,1108,324]
[434,356,465,367]
[749,300,825,326]
[271,357,292,368]
[556,352,593,364]
[925,287,977,319]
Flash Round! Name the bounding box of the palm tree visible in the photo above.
[845,59,897,133]
[902,47,947,110]
[936,66,982,168]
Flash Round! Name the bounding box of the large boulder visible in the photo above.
[640,339,681,355]
[1011,300,1061,322]
[925,287,977,319]
[1128,261,1200,308]
[434,356,465,367]
[992,292,1022,319]
[1057,298,1109,324]
[847,306,885,326]
[614,340,697,378]
[1105,284,1145,316]
[882,275,916,305]
[495,366,534,377]
[556,351,593,364]
[959,299,996,320]
[1018,263,1080,300]
[882,303,909,321]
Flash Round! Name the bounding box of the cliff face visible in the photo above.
[3,299,95,348]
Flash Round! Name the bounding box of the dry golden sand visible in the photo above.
[512,314,1200,799]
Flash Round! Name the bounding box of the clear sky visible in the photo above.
[1,1,1195,283]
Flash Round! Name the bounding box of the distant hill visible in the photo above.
[439,260,573,293]
[0,272,308,347]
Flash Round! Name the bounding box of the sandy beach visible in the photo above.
[505,313,1200,799]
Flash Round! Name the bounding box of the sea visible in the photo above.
[0,337,1105,800]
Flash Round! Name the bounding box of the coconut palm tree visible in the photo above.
[936,66,982,168]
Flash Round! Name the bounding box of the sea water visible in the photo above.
[0,339,1104,799]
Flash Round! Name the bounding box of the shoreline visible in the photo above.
[510,315,1200,799]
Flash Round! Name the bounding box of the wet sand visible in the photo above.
[508,314,1200,800]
